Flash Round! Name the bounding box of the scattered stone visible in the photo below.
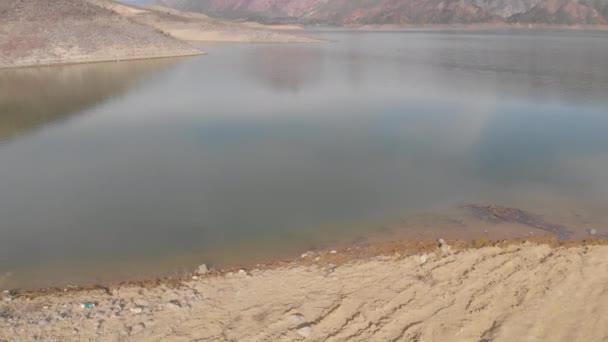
[330,250,337,254]
[289,313,305,324]
[590,229,597,235]
[129,307,143,314]
[238,269,246,275]
[301,252,309,258]
[165,300,182,310]
[419,254,428,264]
[129,323,145,335]
[314,257,321,262]
[197,264,209,275]
[438,239,451,254]
[441,244,451,254]
[134,299,149,307]
[192,276,199,280]
[112,299,126,311]
[297,325,312,338]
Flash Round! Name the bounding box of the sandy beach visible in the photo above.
[1,239,607,341]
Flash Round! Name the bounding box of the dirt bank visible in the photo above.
[0,0,203,69]
[2,240,607,341]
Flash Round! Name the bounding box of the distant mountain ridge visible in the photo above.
[142,0,608,25]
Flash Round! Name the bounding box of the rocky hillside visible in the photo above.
[152,0,608,25]
[0,0,202,68]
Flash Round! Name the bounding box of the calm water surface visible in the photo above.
[2,30,608,288]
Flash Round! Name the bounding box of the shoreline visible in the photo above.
[2,237,608,341]
[2,23,607,70]
[0,51,206,71]
[350,22,608,31]
[4,235,607,295]
[2,203,607,292]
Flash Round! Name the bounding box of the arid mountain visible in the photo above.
[152,0,608,25]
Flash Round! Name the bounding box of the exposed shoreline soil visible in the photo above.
[0,0,325,70]
[1,238,607,341]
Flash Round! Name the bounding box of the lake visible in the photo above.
[2,29,608,289]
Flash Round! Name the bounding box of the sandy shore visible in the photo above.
[2,239,607,341]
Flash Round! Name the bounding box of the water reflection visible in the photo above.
[246,46,324,92]
[0,58,183,143]
[2,30,608,288]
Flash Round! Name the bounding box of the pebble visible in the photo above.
[419,254,428,264]
[165,300,182,310]
[438,238,446,246]
[297,326,312,338]
[590,228,597,235]
[129,323,145,335]
[197,264,209,275]
[314,257,321,262]
[112,299,125,310]
[192,276,199,280]
[134,299,149,307]
[129,307,143,314]
[238,269,246,275]
[289,313,305,324]
[330,250,337,254]
[301,252,309,258]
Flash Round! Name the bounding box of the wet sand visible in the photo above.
[1,238,608,341]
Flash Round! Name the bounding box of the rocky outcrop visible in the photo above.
[154,0,608,25]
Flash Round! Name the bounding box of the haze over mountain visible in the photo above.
[135,0,608,26]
